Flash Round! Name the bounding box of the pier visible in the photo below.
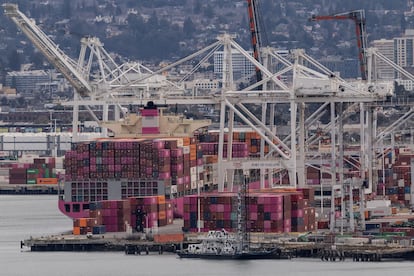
[21,233,414,261]
[0,184,58,195]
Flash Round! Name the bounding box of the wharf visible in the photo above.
[21,233,182,254]
[0,184,58,195]
[21,232,414,261]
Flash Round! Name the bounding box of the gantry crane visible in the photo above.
[310,10,368,80]
[3,3,92,97]
[3,3,185,139]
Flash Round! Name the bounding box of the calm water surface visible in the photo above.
[1,195,414,276]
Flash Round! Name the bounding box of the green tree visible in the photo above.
[8,50,21,71]
[194,2,201,14]
[63,0,71,18]
[0,97,8,106]
[183,17,195,37]
[203,4,214,18]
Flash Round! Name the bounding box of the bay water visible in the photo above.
[1,195,414,276]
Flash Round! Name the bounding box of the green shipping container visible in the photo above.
[44,169,50,178]
[27,179,36,184]
[27,169,39,174]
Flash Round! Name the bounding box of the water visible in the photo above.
[2,195,414,276]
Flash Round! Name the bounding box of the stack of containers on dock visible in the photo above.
[9,157,57,185]
[306,166,320,186]
[199,142,249,158]
[183,191,313,233]
[290,193,305,232]
[297,187,316,231]
[9,167,27,184]
[375,149,413,206]
[197,131,268,156]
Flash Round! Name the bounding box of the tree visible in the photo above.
[194,2,201,14]
[8,50,21,71]
[62,0,71,19]
[203,4,214,18]
[183,17,195,37]
[0,97,8,106]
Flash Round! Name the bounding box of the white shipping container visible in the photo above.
[197,165,204,173]
[366,200,391,208]
[398,179,405,187]
[367,206,392,217]
[182,146,190,155]
[339,237,370,245]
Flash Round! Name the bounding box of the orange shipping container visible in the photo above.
[157,195,166,205]
[73,226,81,235]
[182,137,191,146]
[153,233,184,243]
[79,218,87,227]
[36,178,58,184]
[158,211,166,220]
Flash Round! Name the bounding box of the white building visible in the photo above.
[5,70,50,93]
[371,39,395,80]
[213,50,255,83]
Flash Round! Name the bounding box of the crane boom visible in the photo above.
[246,0,263,89]
[3,3,92,96]
[310,10,368,80]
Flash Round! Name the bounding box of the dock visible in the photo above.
[0,184,58,195]
[21,233,183,254]
[21,233,414,261]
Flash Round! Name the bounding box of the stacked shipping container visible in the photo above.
[64,137,211,199]
[9,157,57,184]
[73,196,174,235]
[182,191,316,233]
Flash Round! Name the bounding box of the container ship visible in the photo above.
[60,101,315,235]
[59,101,414,237]
[59,101,212,219]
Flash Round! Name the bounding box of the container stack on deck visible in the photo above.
[376,148,413,206]
[73,195,174,235]
[182,189,316,233]
[64,138,212,200]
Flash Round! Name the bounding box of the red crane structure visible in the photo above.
[246,0,263,89]
[310,10,368,80]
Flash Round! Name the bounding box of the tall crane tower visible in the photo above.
[246,0,263,88]
[310,10,368,80]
